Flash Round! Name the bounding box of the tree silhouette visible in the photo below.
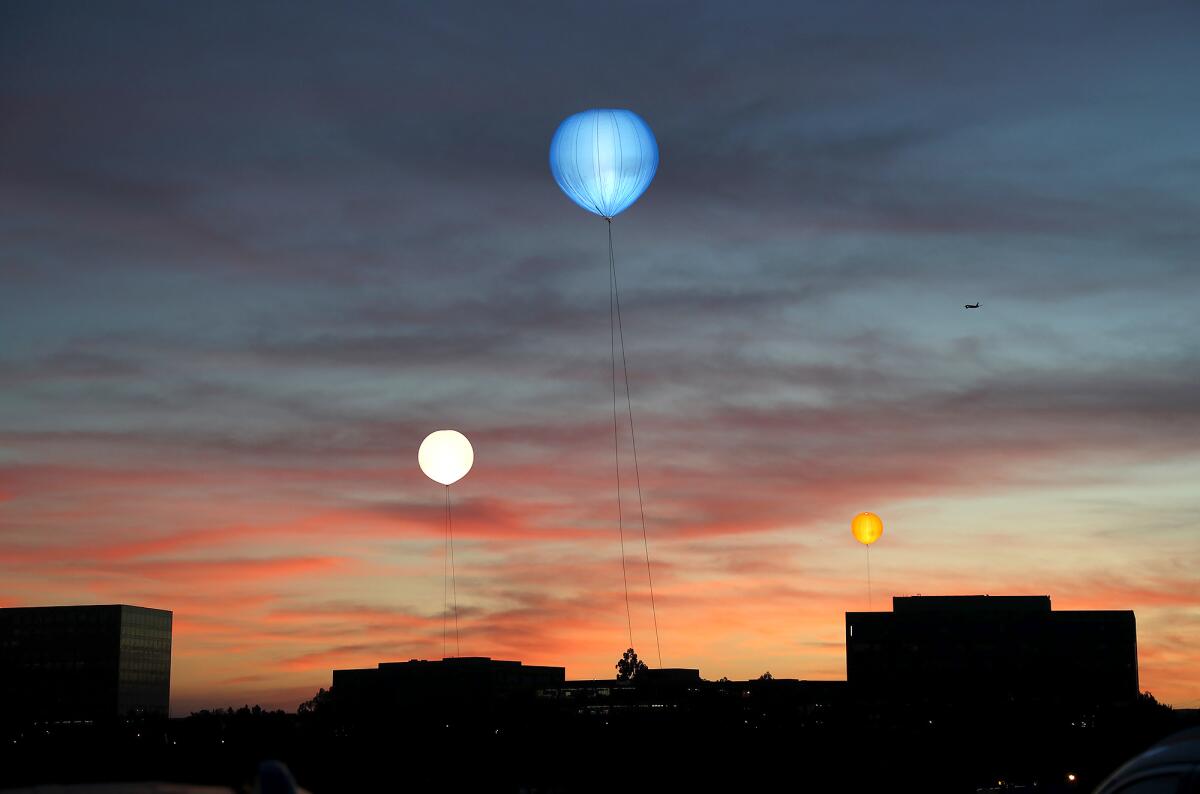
[757,672,773,681]
[298,687,334,716]
[615,648,648,681]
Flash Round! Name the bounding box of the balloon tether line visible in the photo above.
[866,544,873,611]
[608,219,635,652]
[442,494,449,658]
[608,218,663,668]
[446,485,461,657]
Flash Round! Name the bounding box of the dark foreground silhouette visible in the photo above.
[1,688,1195,794]
[2,598,1178,791]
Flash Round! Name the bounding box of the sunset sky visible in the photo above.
[2,1,1199,715]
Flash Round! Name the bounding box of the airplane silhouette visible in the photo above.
[964,302,981,309]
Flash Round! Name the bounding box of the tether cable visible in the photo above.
[609,220,635,651]
[446,485,461,657]
[608,218,663,667]
[866,545,873,611]
[442,502,449,658]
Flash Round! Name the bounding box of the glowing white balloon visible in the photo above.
[418,430,474,486]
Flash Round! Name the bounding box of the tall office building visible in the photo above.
[0,604,172,723]
[846,595,1137,720]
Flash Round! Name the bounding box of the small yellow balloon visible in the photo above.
[851,512,883,546]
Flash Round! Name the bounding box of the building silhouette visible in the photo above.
[326,594,1139,740]
[0,604,172,723]
[332,656,565,729]
[846,595,1138,723]
[537,668,846,731]
[330,656,847,735]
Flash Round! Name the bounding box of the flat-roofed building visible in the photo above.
[538,670,846,730]
[846,595,1137,722]
[332,656,565,729]
[331,657,848,734]
[0,605,172,723]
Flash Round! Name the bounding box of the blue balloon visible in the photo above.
[550,109,658,219]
